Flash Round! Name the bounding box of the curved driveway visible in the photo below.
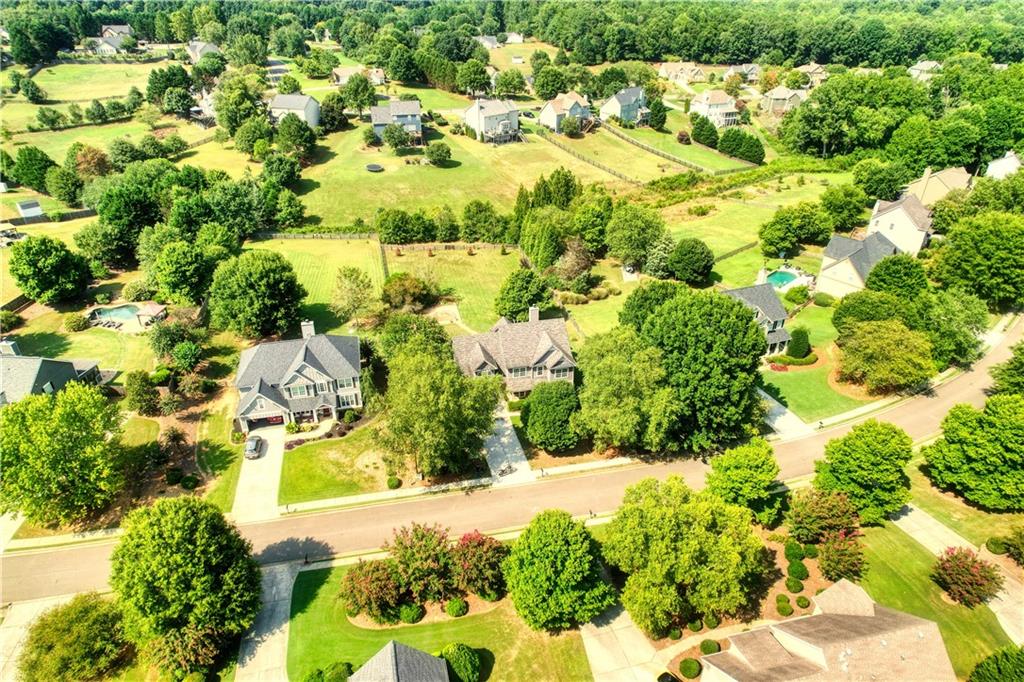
[3,321,1020,603]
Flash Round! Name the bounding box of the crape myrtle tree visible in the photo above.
[503,509,615,631]
[111,497,261,678]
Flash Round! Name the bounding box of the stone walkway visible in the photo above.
[579,605,663,681]
[891,504,1024,645]
[235,562,302,682]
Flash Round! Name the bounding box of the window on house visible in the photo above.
[553,368,572,379]
[256,398,265,410]
[339,394,358,407]
[290,384,308,398]
[316,382,327,394]
[42,382,54,394]
[475,368,492,376]
[509,367,527,378]
[533,366,546,377]
[337,377,354,389]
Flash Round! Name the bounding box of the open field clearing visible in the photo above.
[487,40,559,72]
[31,61,167,101]
[557,129,679,183]
[4,116,211,160]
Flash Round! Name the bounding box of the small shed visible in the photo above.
[16,200,43,218]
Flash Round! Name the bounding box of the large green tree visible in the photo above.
[839,320,933,393]
[991,342,1024,396]
[153,241,217,304]
[522,381,579,451]
[111,497,261,678]
[494,269,551,322]
[865,254,929,299]
[8,235,90,304]
[932,212,1024,308]
[924,395,1024,512]
[520,206,567,269]
[814,420,913,524]
[605,203,666,269]
[503,510,614,631]
[375,350,501,476]
[208,251,307,338]
[706,438,781,526]
[0,383,124,525]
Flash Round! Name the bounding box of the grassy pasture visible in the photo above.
[31,61,166,101]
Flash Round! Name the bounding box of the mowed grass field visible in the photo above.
[618,109,751,172]
[487,40,559,72]
[557,129,677,183]
[243,238,386,333]
[31,61,167,101]
[10,309,156,374]
[175,139,262,178]
[299,124,621,226]
[387,247,522,332]
[279,424,379,505]
[860,523,1012,678]
[564,259,637,342]
[4,116,211,161]
[288,566,592,682]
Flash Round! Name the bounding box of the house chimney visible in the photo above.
[528,306,539,323]
[301,320,316,339]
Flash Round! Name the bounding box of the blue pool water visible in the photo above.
[766,270,797,289]
[93,304,140,321]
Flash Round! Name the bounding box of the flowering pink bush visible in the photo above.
[931,547,1004,606]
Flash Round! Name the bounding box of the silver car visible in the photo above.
[244,434,263,460]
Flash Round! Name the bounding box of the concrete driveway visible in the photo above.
[231,427,288,524]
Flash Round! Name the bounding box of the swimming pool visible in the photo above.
[766,270,797,289]
[93,304,140,322]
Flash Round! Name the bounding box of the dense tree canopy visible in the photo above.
[208,250,307,338]
[522,381,579,452]
[932,212,1024,309]
[8,235,90,304]
[706,438,781,526]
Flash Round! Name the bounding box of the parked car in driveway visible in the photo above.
[244,434,263,459]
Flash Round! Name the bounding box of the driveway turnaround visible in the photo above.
[231,427,288,524]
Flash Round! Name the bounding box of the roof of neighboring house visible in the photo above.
[235,334,360,390]
[905,166,971,204]
[370,99,422,124]
[764,86,802,100]
[985,150,1022,179]
[694,89,734,106]
[701,580,956,682]
[367,67,386,78]
[796,62,825,74]
[725,283,787,322]
[546,91,589,114]
[269,93,317,111]
[474,35,499,48]
[332,65,363,79]
[16,200,42,217]
[823,232,899,282]
[101,24,132,35]
[0,355,98,405]
[466,98,519,116]
[96,35,126,50]
[187,40,220,59]
[872,194,933,233]
[611,86,645,105]
[350,641,449,682]
[452,316,575,390]
[910,59,941,72]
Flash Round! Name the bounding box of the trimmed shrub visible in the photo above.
[700,639,720,655]
[784,539,805,562]
[445,597,468,618]
[399,602,425,624]
[64,312,89,332]
[703,613,719,629]
[986,537,1007,554]
[766,352,819,366]
[788,326,811,359]
[932,547,1004,606]
[796,596,811,608]
[786,577,804,594]
[94,292,111,305]
[668,627,682,640]
[165,467,184,485]
[776,593,790,604]
[1006,526,1024,566]
[777,601,794,616]
[387,476,401,490]
[784,285,810,305]
[180,475,199,490]
[343,409,359,424]
[122,279,155,302]
[679,658,701,679]
[813,292,835,307]
[687,619,702,632]
[787,560,809,580]
[803,543,819,559]
[0,310,23,330]
[521,381,579,451]
[440,642,481,682]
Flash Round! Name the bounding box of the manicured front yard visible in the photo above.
[288,566,592,681]
[860,522,1012,678]
[242,238,386,333]
[198,390,244,514]
[387,247,522,332]
[278,425,380,506]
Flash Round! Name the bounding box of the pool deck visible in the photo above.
[89,304,148,334]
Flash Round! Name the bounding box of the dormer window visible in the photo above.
[290,384,308,398]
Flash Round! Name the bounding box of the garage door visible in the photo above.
[246,415,285,430]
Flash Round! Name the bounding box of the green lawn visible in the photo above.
[174,140,261,178]
[557,130,676,183]
[908,461,1024,547]
[198,390,244,514]
[860,523,1012,678]
[0,186,64,221]
[386,247,522,332]
[487,40,559,72]
[288,566,592,681]
[10,310,155,375]
[4,116,209,161]
[242,238,386,334]
[565,259,637,342]
[617,110,751,172]
[31,61,167,101]
[380,82,473,112]
[666,200,777,255]
[279,425,380,505]
[123,415,160,446]
[298,125,618,226]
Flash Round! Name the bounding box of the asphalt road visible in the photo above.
[3,320,1019,604]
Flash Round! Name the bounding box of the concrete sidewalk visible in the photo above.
[0,596,72,680]
[759,389,814,439]
[892,504,1024,645]
[235,562,302,682]
[580,605,663,681]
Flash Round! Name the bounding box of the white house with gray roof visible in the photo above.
[351,641,448,682]
[691,89,739,127]
[233,321,361,432]
[0,340,100,405]
[866,194,932,256]
[269,93,320,128]
[463,98,520,143]
[370,100,423,142]
[599,86,649,124]
[186,40,220,64]
[725,283,791,355]
[452,307,575,397]
[816,232,899,298]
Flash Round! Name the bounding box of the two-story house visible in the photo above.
[658,62,706,85]
[795,62,829,87]
[233,321,362,432]
[452,307,576,397]
[371,100,423,142]
[816,233,899,299]
[92,35,126,54]
[724,63,760,83]
[463,99,520,143]
[599,87,649,124]
[691,89,740,127]
[331,65,363,86]
[724,284,791,356]
[866,194,933,256]
[762,86,806,115]
[904,166,971,206]
[268,93,320,128]
[186,40,220,64]
[539,91,591,133]
[0,339,100,405]
[100,24,133,38]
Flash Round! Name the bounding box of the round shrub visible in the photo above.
[786,577,804,594]
[796,596,811,608]
[64,312,89,332]
[668,627,682,640]
[932,547,1004,606]
[687,619,703,632]
[94,293,111,305]
[986,537,1007,555]
[777,602,794,616]
[180,475,199,490]
[784,539,805,562]
[803,544,819,559]
[122,279,155,302]
[776,593,791,604]
[387,476,402,490]
[165,467,184,485]
[703,613,719,629]
[343,409,360,424]
[0,309,24,330]
[440,642,481,682]
[445,597,468,618]
[813,292,835,307]
[700,639,721,655]
[679,658,701,679]
[399,602,425,624]
[787,560,809,580]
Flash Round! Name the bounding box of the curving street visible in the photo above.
[2,319,1019,604]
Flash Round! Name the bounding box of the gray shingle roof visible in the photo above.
[370,99,421,124]
[824,232,898,282]
[235,335,360,389]
[351,641,449,682]
[452,317,575,384]
[873,194,933,233]
[270,93,316,110]
[0,355,97,404]
[613,86,644,105]
[725,283,787,322]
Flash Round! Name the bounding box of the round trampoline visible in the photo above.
[366,164,384,173]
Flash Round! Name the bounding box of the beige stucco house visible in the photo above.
[539,91,591,132]
[866,194,933,256]
[658,61,706,85]
[904,166,971,206]
[762,86,806,115]
[817,233,898,298]
[795,62,829,87]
